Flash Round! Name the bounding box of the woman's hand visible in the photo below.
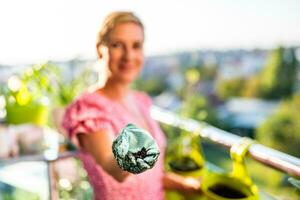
[112,124,160,174]
[163,172,202,195]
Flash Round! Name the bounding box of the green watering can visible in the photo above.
[200,137,259,200]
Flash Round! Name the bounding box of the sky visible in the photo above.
[0,0,300,65]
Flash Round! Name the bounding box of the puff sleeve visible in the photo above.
[62,93,115,141]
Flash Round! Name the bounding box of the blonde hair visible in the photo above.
[96,11,144,47]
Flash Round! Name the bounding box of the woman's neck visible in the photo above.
[100,78,132,101]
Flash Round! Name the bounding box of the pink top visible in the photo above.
[63,91,166,200]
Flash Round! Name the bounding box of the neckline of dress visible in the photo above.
[91,90,154,134]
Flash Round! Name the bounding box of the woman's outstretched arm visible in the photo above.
[78,130,131,182]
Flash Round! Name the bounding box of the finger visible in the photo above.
[137,158,150,169]
[127,153,137,165]
[146,148,160,156]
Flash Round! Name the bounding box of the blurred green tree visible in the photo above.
[216,77,246,100]
[133,77,167,96]
[243,75,263,98]
[260,47,298,99]
[179,67,223,127]
[180,94,220,127]
[256,94,300,157]
[198,64,218,81]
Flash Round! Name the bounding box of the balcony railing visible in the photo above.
[0,106,299,199]
[151,106,300,178]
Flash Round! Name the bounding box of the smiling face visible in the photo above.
[97,22,144,84]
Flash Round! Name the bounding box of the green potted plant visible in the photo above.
[4,63,58,126]
[51,62,100,133]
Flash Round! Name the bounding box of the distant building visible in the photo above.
[217,51,266,80]
[218,98,279,137]
[152,92,181,111]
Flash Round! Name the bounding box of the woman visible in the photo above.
[63,11,201,200]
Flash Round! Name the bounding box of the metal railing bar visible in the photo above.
[151,106,300,178]
[0,151,77,166]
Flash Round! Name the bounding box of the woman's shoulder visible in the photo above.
[62,90,116,138]
[73,90,112,108]
[65,90,114,118]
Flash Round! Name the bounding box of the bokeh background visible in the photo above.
[0,0,300,199]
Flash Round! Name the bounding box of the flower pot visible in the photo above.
[200,138,259,200]
[165,133,205,200]
[5,102,49,126]
[200,170,259,200]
